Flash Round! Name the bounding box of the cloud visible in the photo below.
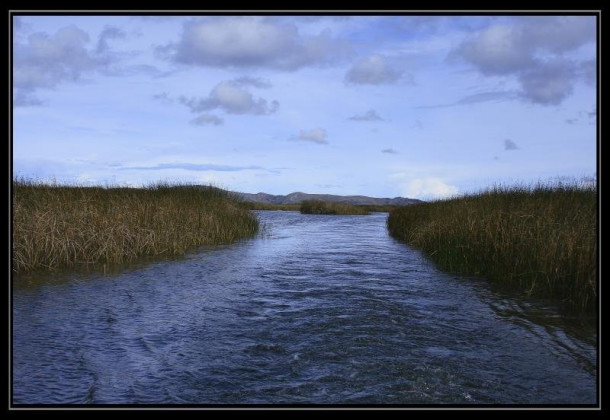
[517,59,576,105]
[416,90,518,108]
[231,76,272,89]
[401,178,458,200]
[450,17,596,106]
[158,17,351,70]
[289,128,328,144]
[96,25,126,54]
[13,89,43,106]
[349,109,383,121]
[179,80,279,115]
[579,59,596,87]
[121,163,264,172]
[345,54,404,85]
[190,113,224,126]
[14,26,97,95]
[453,24,533,76]
[12,24,133,106]
[504,139,519,151]
[381,148,398,154]
[152,92,173,104]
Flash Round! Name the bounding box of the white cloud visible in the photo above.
[451,16,596,106]
[289,128,328,144]
[453,24,533,76]
[349,109,383,121]
[159,17,351,70]
[401,178,459,200]
[12,24,136,107]
[345,54,404,85]
[14,26,96,92]
[179,80,279,115]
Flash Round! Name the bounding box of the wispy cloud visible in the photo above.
[289,128,328,144]
[381,148,399,154]
[349,109,383,121]
[416,90,518,109]
[120,163,265,172]
[190,114,224,126]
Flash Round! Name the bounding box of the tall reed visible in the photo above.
[13,179,259,272]
[387,182,597,313]
[300,200,370,215]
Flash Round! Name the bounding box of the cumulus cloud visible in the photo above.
[402,178,459,200]
[453,24,534,76]
[13,24,133,107]
[179,80,279,115]
[349,109,383,121]
[158,17,350,70]
[504,139,519,151]
[517,59,576,105]
[190,113,224,126]
[451,16,596,106]
[289,128,328,144]
[382,148,398,154]
[345,54,404,85]
[14,26,97,95]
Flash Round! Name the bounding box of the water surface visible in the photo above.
[13,211,597,404]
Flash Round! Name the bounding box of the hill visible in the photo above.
[236,191,422,206]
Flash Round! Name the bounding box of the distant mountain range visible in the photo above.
[235,192,422,206]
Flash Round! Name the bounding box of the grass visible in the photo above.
[12,179,259,272]
[387,181,597,314]
[300,200,370,215]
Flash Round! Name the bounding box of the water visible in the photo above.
[12,211,597,405]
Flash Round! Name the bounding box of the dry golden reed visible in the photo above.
[387,181,597,313]
[13,179,259,272]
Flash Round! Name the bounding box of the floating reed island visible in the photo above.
[12,180,259,272]
[387,181,597,314]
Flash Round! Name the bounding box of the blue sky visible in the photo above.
[12,14,597,199]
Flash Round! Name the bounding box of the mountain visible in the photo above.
[235,191,422,206]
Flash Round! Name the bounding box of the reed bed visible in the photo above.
[12,179,259,272]
[241,202,301,211]
[387,182,597,313]
[300,200,370,215]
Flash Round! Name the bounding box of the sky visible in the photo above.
[12,14,597,200]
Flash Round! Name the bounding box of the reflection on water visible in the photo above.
[12,211,597,404]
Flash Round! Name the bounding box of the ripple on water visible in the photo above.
[13,212,597,405]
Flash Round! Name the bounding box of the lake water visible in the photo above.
[12,211,597,405]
